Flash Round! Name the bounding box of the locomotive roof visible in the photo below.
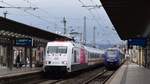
[47,41,83,47]
[106,47,124,54]
[84,46,104,54]
[107,47,119,50]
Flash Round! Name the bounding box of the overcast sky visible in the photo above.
[0,0,122,44]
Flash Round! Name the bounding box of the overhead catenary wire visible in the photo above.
[88,0,110,30]
[87,0,118,33]
[89,0,106,25]
[1,0,106,30]
[78,0,106,44]
[82,0,115,32]
[78,0,106,32]
[89,0,118,33]
[22,0,55,19]
[0,1,58,29]
[22,0,83,34]
[26,0,102,24]
[78,0,120,45]
[90,0,120,44]
[23,0,105,36]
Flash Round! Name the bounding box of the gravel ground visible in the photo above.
[31,66,107,84]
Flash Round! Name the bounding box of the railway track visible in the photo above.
[26,66,115,84]
[38,79,64,84]
[82,70,115,84]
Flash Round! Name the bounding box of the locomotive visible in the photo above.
[104,48,125,69]
[43,41,104,73]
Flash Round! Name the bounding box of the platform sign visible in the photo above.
[15,38,33,46]
[128,38,147,47]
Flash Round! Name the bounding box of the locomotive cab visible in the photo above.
[43,42,72,73]
[104,48,124,69]
[43,41,105,73]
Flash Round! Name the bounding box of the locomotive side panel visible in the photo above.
[70,46,89,72]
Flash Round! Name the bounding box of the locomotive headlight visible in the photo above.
[49,54,53,56]
[107,59,110,61]
[62,54,66,57]
[48,54,52,56]
[49,61,51,64]
[44,61,47,64]
[44,61,51,64]
[114,59,118,61]
[62,61,67,64]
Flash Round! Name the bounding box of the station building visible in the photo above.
[0,17,72,70]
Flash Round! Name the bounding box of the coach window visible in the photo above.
[88,52,90,58]
[96,53,98,58]
[95,53,97,58]
[89,53,92,58]
[90,52,92,58]
[92,53,94,58]
[91,53,93,58]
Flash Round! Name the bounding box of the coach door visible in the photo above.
[80,48,86,64]
[72,47,80,64]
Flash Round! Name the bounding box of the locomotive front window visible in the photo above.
[47,46,67,54]
[107,50,116,55]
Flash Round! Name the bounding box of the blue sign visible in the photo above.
[128,38,147,47]
[15,38,33,46]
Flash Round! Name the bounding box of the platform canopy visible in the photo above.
[100,0,150,40]
[0,17,72,41]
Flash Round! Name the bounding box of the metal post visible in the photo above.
[25,47,27,67]
[93,26,96,48]
[80,33,82,43]
[3,11,8,18]
[29,47,32,68]
[63,17,67,35]
[145,47,147,67]
[83,16,86,44]
[7,38,13,70]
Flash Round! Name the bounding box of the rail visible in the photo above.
[82,70,115,84]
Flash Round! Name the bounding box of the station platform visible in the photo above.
[0,67,42,78]
[106,61,150,84]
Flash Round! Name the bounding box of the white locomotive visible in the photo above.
[43,41,104,73]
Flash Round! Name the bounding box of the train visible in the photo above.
[43,41,104,73]
[104,48,125,69]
